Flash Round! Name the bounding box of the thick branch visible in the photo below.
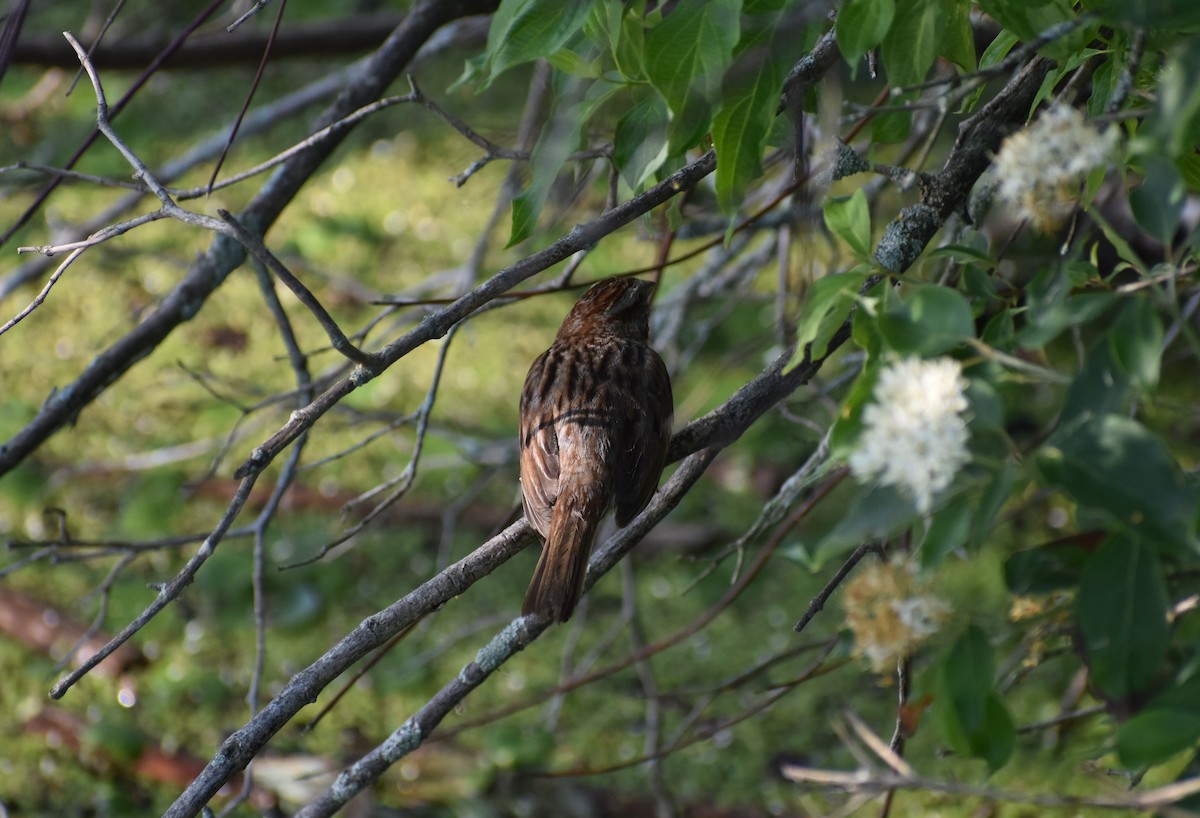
[7,14,477,69]
[875,56,1053,273]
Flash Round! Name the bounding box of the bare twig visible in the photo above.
[794,527,872,632]
[227,0,273,33]
[1,0,226,246]
[216,209,375,367]
[208,0,288,192]
[49,477,259,699]
[0,0,502,477]
[281,322,461,569]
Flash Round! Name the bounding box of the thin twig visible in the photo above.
[208,0,288,193]
[216,209,375,367]
[227,0,273,32]
[281,322,460,569]
[794,536,873,633]
[49,477,259,699]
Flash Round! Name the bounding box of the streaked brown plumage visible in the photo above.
[519,277,673,623]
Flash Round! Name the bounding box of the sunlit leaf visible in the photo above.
[823,190,872,258]
[484,0,592,86]
[876,284,975,355]
[787,269,872,368]
[836,0,895,65]
[645,0,741,153]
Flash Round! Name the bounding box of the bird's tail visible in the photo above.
[522,488,604,623]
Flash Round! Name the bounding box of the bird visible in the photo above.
[518,277,674,623]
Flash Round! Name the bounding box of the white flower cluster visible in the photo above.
[848,356,970,514]
[843,556,949,673]
[992,104,1118,233]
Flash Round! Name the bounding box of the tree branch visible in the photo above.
[0,0,501,477]
[8,13,491,69]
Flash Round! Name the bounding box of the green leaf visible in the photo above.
[937,625,1015,770]
[938,0,976,71]
[977,0,1080,61]
[484,0,592,86]
[928,244,996,267]
[712,19,793,216]
[965,377,1003,430]
[823,189,872,259]
[592,1,647,80]
[980,309,1015,349]
[1016,262,1116,348]
[1088,56,1117,118]
[1088,207,1148,274]
[645,0,741,153]
[880,0,944,87]
[788,269,872,367]
[961,30,1017,112]
[1077,535,1169,701]
[614,92,670,189]
[1146,39,1200,158]
[508,90,586,246]
[1109,297,1164,391]
[1083,0,1200,29]
[1059,340,1130,425]
[921,495,973,567]
[1130,156,1187,245]
[1116,674,1200,768]
[836,0,895,65]
[545,47,601,78]
[1178,152,1200,194]
[830,358,881,456]
[1040,414,1198,554]
[968,460,1018,549]
[876,284,975,356]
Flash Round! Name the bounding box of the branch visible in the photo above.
[49,477,258,698]
[875,55,1053,273]
[162,518,535,818]
[216,209,375,366]
[5,13,493,69]
[292,449,718,818]
[162,310,852,817]
[0,58,356,301]
[230,149,718,480]
[0,0,501,478]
